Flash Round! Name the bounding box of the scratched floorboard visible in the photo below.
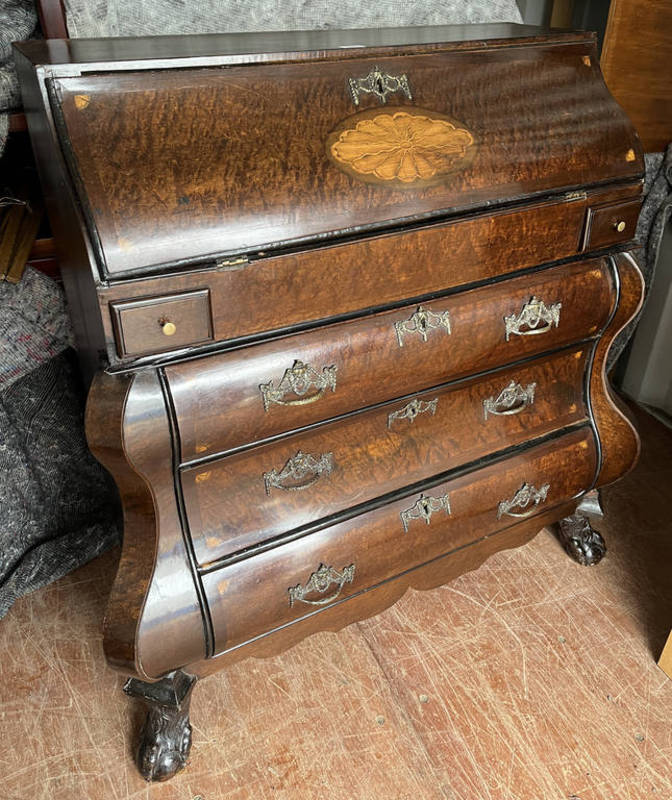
[1,405,671,800]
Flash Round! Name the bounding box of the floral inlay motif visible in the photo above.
[330,111,474,183]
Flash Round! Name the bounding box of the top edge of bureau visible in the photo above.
[13,25,593,70]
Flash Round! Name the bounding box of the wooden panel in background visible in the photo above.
[601,0,672,153]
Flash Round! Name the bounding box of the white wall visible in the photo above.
[622,222,672,416]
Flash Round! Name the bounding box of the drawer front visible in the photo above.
[202,427,597,655]
[100,188,636,359]
[184,347,589,565]
[111,289,213,358]
[583,199,641,251]
[53,44,641,277]
[168,259,614,461]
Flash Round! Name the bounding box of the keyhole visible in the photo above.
[375,76,385,95]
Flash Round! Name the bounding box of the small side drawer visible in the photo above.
[583,199,640,251]
[110,289,213,358]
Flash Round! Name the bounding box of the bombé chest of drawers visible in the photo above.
[15,23,644,782]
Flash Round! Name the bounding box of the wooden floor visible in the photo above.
[2,405,671,800]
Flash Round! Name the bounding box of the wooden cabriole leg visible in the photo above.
[555,489,607,566]
[123,669,197,782]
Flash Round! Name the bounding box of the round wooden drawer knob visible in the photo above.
[161,320,177,336]
[614,220,626,233]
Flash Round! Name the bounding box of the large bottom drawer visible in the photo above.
[202,427,597,657]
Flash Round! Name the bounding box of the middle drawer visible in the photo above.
[166,257,613,461]
[183,346,589,565]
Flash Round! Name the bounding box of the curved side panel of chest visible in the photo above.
[86,369,207,680]
[590,251,645,488]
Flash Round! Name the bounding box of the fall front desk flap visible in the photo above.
[49,35,642,277]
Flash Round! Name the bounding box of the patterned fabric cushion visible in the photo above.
[0,267,74,392]
[0,0,37,153]
[62,0,523,38]
[0,348,121,620]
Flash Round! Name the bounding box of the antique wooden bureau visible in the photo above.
[15,23,644,781]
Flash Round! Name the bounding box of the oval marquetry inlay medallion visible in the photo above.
[328,109,474,186]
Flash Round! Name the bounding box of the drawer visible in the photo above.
[583,199,641,251]
[100,189,637,358]
[167,259,614,461]
[202,427,597,655]
[110,289,213,358]
[184,347,589,565]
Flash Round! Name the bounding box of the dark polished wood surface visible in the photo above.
[110,289,214,359]
[86,370,208,680]
[98,185,638,365]
[184,348,589,564]
[583,198,641,251]
[166,258,614,461]
[591,252,644,489]
[51,43,641,277]
[203,428,597,656]
[15,26,646,780]
[16,24,591,66]
[601,0,672,153]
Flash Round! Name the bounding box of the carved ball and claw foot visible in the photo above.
[123,669,197,782]
[556,489,607,567]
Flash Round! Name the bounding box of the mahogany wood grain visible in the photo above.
[190,498,578,677]
[35,0,68,39]
[52,41,642,277]
[87,370,207,680]
[15,26,647,734]
[601,0,672,153]
[184,348,589,565]
[110,289,214,358]
[100,186,638,366]
[167,258,614,461]
[582,198,641,252]
[591,252,645,489]
[202,428,597,656]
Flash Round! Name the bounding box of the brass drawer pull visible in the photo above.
[259,359,337,411]
[497,482,550,519]
[504,296,561,341]
[348,66,412,106]
[159,319,177,336]
[400,492,451,533]
[483,381,536,419]
[288,563,355,607]
[388,397,438,429]
[264,450,334,495]
[395,306,451,347]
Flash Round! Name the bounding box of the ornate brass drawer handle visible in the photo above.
[288,563,355,607]
[395,306,452,347]
[348,66,412,106]
[400,492,451,533]
[259,359,337,411]
[483,381,536,419]
[388,397,438,429]
[264,450,334,495]
[504,296,561,342]
[497,482,550,519]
